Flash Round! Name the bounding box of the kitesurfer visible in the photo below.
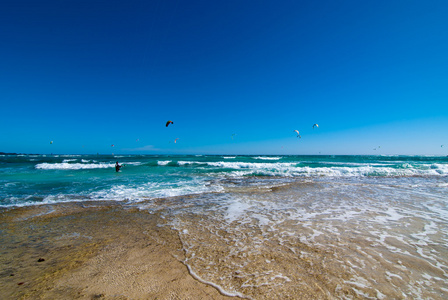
[115,161,122,172]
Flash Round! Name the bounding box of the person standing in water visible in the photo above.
[115,161,122,172]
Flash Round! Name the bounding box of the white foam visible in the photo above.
[345,276,371,289]
[376,290,387,299]
[158,160,171,166]
[270,274,291,282]
[431,163,448,175]
[326,209,364,222]
[148,173,448,299]
[35,161,142,170]
[123,162,142,166]
[36,162,114,170]
[254,156,282,160]
[252,213,272,227]
[5,195,96,208]
[374,207,405,224]
[62,159,77,163]
[183,263,248,299]
[91,179,224,202]
[386,271,403,281]
[206,161,295,170]
[225,199,252,223]
[174,160,448,178]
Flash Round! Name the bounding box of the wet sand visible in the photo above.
[0,202,237,300]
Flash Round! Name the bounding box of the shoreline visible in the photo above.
[0,202,239,300]
[2,155,448,299]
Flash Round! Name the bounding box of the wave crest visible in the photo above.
[36,162,114,170]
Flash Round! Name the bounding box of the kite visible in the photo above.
[166,120,173,127]
[313,124,319,129]
[111,144,115,147]
[294,130,301,138]
[174,138,179,143]
[50,141,53,144]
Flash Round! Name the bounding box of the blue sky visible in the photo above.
[1,0,447,155]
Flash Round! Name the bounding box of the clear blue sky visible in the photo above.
[1,0,447,155]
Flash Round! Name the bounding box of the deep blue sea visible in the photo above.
[1,154,448,298]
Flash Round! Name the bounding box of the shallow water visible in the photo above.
[135,176,448,299]
[1,154,448,298]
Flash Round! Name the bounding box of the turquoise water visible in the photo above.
[1,154,447,207]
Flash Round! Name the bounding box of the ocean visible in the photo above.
[1,154,448,298]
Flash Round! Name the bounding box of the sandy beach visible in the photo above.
[0,202,238,300]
